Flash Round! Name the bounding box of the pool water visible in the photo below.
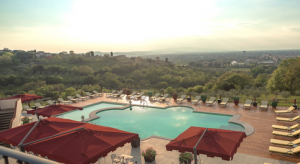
[56,102,125,121]
[90,106,245,139]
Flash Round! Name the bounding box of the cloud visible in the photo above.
[282,26,300,33]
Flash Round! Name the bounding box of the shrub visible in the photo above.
[141,147,156,158]
[179,152,193,162]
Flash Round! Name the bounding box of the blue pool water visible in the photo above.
[56,102,125,121]
[57,103,245,139]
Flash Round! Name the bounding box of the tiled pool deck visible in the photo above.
[5,94,299,164]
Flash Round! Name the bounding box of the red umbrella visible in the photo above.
[27,104,83,117]
[5,94,42,103]
[22,122,139,164]
[0,117,85,147]
[166,126,246,162]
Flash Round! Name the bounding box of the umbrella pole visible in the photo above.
[18,119,42,152]
[193,128,208,164]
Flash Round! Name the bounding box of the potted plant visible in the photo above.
[173,92,178,101]
[233,97,239,105]
[147,91,153,98]
[179,152,194,164]
[21,116,30,124]
[126,89,131,95]
[271,98,278,108]
[141,147,156,162]
[201,95,207,103]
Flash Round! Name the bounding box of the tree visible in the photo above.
[193,85,204,93]
[165,87,174,95]
[46,75,63,84]
[78,66,94,75]
[155,81,168,89]
[131,70,142,81]
[272,90,279,98]
[264,89,270,98]
[15,51,35,60]
[250,67,265,78]
[214,72,253,91]
[54,55,63,61]
[280,91,291,102]
[85,75,95,84]
[0,55,12,65]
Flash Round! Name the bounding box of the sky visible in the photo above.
[0,0,300,53]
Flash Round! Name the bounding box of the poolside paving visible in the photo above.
[70,94,300,164]
[4,94,299,164]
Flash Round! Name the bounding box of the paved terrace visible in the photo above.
[2,94,299,164]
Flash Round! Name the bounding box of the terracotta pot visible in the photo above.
[144,156,155,162]
[234,100,239,105]
[173,95,178,100]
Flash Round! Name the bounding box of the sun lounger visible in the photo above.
[243,99,252,109]
[275,106,296,115]
[270,138,300,146]
[113,91,123,98]
[176,95,186,104]
[86,92,96,98]
[259,100,269,110]
[272,129,300,138]
[47,100,54,105]
[150,93,160,101]
[34,102,45,109]
[219,98,229,107]
[76,94,87,101]
[206,97,216,105]
[93,90,103,97]
[272,124,299,131]
[159,94,169,102]
[276,115,300,122]
[58,98,71,105]
[23,105,34,111]
[135,92,144,99]
[67,96,78,103]
[127,91,137,99]
[191,96,201,104]
[269,146,300,155]
[106,90,116,98]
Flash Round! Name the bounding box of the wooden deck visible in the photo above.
[71,94,300,163]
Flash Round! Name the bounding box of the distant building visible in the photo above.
[231,61,245,67]
[69,51,74,55]
[156,57,160,61]
[36,51,52,58]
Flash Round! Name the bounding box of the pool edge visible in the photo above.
[83,102,255,137]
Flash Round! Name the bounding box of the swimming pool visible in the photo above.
[56,102,125,121]
[57,103,245,139]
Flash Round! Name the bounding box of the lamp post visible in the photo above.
[293,98,297,110]
[253,96,257,107]
[218,94,221,104]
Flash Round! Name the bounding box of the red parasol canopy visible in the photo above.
[0,117,85,147]
[0,117,139,164]
[27,104,83,117]
[5,94,42,103]
[166,126,246,161]
[22,122,139,164]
